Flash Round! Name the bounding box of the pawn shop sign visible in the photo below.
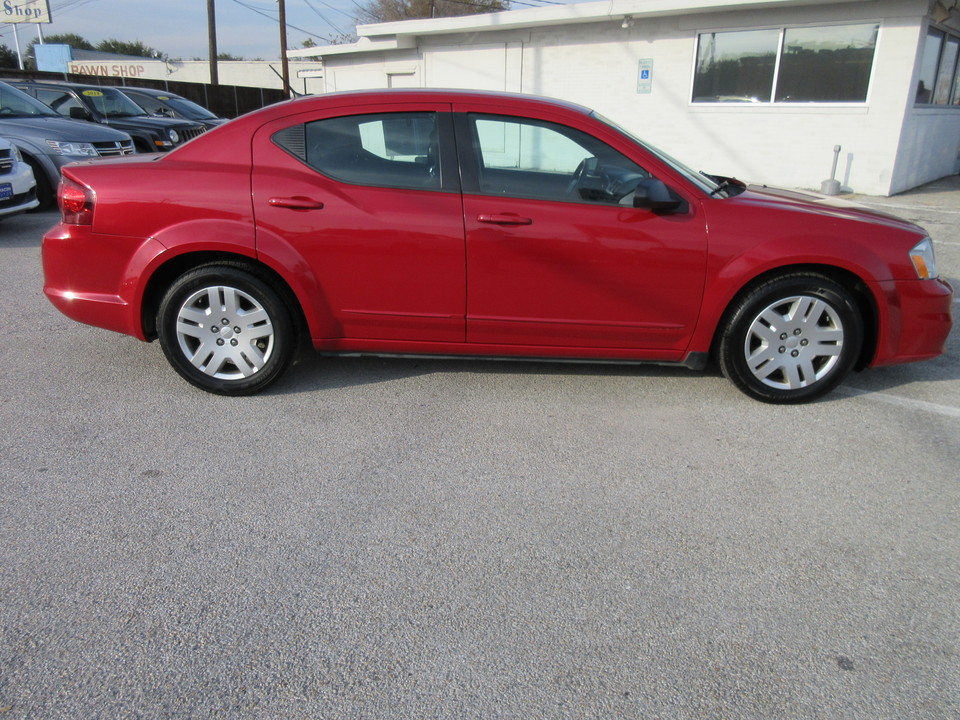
[2,0,52,23]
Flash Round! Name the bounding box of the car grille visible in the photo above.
[179,126,207,143]
[0,149,12,175]
[94,140,135,157]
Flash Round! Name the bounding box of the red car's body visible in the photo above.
[42,90,952,401]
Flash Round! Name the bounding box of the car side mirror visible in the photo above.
[69,106,91,121]
[633,178,684,212]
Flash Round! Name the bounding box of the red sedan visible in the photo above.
[42,90,953,402]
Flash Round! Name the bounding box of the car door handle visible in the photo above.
[268,196,324,210]
[477,213,533,226]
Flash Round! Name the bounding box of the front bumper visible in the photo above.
[872,277,953,367]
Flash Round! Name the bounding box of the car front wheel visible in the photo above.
[157,265,295,395]
[718,273,863,403]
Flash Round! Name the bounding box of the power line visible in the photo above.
[228,0,339,43]
[303,0,348,37]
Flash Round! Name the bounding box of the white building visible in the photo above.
[288,0,960,196]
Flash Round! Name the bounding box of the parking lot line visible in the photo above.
[839,386,960,418]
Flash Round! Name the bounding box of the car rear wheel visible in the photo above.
[157,265,295,395]
[718,273,863,403]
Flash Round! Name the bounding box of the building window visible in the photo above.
[693,23,879,104]
[917,27,960,105]
[916,29,944,103]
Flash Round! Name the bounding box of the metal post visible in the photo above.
[13,24,22,70]
[208,0,219,86]
[820,145,842,196]
[278,0,291,97]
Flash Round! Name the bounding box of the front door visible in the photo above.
[456,110,708,354]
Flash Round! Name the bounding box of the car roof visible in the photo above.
[287,88,592,113]
[119,87,182,98]
[168,88,598,166]
[14,80,123,92]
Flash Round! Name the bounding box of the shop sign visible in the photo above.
[68,62,147,78]
[2,0,51,23]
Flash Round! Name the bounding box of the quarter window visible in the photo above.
[36,89,86,117]
[693,23,879,103]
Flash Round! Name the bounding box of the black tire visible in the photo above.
[24,157,54,212]
[718,273,863,403]
[157,265,296,395]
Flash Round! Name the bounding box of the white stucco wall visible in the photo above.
[507,1,926,195]
[315,0,960,196]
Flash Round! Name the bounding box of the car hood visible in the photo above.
[731,184,924,235]
[0,115,131,141]
[101,115,202,133]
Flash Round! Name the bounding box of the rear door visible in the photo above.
[252,103,466,343]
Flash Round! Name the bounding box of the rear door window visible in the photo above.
[282,112,443,191]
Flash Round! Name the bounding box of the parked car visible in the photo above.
[0,81,134,211]
[115,86,227,129]
[11,80,207,154]
[0,136,39,218]
[41,90,953,402]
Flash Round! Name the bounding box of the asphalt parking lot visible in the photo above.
[1,181,958,718]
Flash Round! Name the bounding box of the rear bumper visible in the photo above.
[42,223,162,340]
[872,277,953,367]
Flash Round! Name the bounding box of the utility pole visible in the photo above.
[207,0,219,86]
[278,0,291,97]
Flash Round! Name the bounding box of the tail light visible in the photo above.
[59,177,95,225]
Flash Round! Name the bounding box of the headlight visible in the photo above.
[45,140,99,157]
[909,237,938,279]
[168,129,180,144]
[11,144,22,163]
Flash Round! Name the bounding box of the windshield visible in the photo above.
[0,82,60,118]
[160,95,218,120]
[591,111,722,195]
[79,87,148,118]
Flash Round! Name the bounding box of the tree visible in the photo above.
[96,38,162,58]
[0,45,17,69]
[38,33,95,51]
[357,0,509,23]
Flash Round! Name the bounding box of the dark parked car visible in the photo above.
[12,80,206,153]
[0,81,133,210]
[42,90,953,402]
[116,86,227,129]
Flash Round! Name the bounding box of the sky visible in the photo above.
[0,0,574,62]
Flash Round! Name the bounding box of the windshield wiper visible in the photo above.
[709,178,731,197]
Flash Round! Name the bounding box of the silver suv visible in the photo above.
[0,81,134,210]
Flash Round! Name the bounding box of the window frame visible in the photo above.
[454,111,653,207]
[915,24,960,107]
[272,110,460,194]
[691,21,881,106]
